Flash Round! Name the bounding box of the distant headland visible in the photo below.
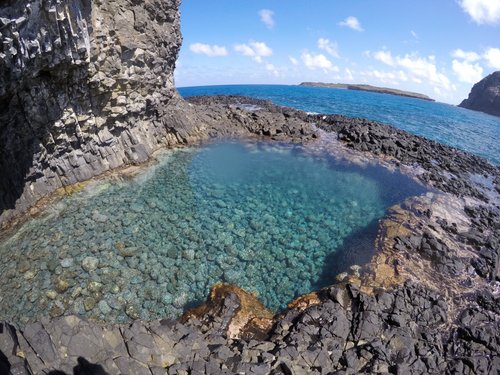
[299,82,435,101]
[459,71,500,118]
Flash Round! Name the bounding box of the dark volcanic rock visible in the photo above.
[1,281,497,375]
[0,0,194,226]
[459,71,500,117]
[0,93,499,374]
[313,113,498,201]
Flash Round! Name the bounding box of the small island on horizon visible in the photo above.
[299,82,435,102]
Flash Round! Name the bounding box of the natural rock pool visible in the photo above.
[0,141,427,324]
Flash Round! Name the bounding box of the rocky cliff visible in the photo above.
[0,0,200,225]
[459,71,500,117]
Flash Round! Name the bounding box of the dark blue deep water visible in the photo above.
[179,84,500,165]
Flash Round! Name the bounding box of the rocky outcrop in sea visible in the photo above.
[1,1,499,375]
[299,82,435,101]
[459,71,500,117]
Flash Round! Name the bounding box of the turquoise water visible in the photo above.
[0,141,426,324]
[179,84,500,165]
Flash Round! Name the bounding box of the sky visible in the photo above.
[174,0,500,104]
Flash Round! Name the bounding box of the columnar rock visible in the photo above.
[459,71,500,117]
[0,0,196,225]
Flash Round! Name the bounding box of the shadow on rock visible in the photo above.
[0,350,10,375]
[47,357,109,375]
[315,218,380,288]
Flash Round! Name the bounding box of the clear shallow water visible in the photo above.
[0,141,426,324]
[179,84,500,165]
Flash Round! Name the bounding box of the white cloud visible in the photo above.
[301,52,339,72]
[483,47,500,68]
[189,43,228,57]
[452,59,484,83]
[289,56,299,65]
[459,0,500,24]
[338,16,364,32]
[451,49,481,62]
[362,70,408,85]
[317,38,339,58]
[396,54,452,90]
[367,50,452,91]
[234,41,273,63]
[259,9,275,29]
[265,63,280,77]
[373,50,395,66]
[344,68,354,81]
[411,30,419,40]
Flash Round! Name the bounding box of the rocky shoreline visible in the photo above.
[1,95,499,374]
[1,0,499,374]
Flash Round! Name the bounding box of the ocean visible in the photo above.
[178,84,500,165]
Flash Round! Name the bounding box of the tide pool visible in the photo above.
[0,141,426,324]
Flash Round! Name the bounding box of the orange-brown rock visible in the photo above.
[182,284,274,339]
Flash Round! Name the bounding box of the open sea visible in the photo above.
[179,84,500,165]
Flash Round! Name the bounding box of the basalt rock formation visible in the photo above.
[0,1,319,228]
[459,71,500,117]
[0,0,197,226]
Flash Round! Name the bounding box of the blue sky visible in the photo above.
[174,0,500,104]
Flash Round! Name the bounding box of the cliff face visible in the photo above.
[0,0,197,225]
[459,71,500,117]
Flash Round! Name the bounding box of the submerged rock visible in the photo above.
[82,256,99,272]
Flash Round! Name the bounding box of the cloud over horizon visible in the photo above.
[368,50,453,93]
[317,38,339,58]
[301,52,339,72]
[484,47,500,69]
[452,60,484,83]
[235,41,273,63]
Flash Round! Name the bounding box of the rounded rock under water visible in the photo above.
[0,141,427,324]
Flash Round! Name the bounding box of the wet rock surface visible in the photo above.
[0,281,498,374]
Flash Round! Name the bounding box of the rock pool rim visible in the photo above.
[0,135,431,324]
[0,96,498,374]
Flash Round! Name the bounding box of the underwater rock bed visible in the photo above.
[0,96,499,375]
[0,140,427,325]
